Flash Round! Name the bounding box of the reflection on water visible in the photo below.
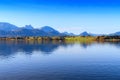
[0,40,120,80]
[0,40,65,57]
[0,40,95,57]
[0,40,120,58]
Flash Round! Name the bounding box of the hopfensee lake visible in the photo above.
[0,41,120,80]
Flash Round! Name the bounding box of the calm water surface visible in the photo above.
[0,41,120,80]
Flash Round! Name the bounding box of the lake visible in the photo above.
[0,41,120,80]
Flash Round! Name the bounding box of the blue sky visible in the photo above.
[0,0,120,34]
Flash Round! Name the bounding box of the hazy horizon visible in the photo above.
[0,0,120,34]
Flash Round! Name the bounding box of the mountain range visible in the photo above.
[0,22,119,37]
[0,22,66,37]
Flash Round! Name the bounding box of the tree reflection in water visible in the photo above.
[0,40,119,58]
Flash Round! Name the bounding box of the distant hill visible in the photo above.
[0,23,61,37]
[80,31,90,36]
[79,31,104,36]
[62,32,75,36]
[40,26,56,32]
[109,32,120,36]
[0,22,18,31]
[0,22,119,37]
[40,26,61,36]
[23,25,34,30]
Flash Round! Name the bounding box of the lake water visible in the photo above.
[0,41,120,80]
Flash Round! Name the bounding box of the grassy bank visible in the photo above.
[0,36,120,42]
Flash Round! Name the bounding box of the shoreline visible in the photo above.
[0,36,120,42]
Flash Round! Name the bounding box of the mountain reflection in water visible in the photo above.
[0,40,119,58]
[0,40,120,80]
